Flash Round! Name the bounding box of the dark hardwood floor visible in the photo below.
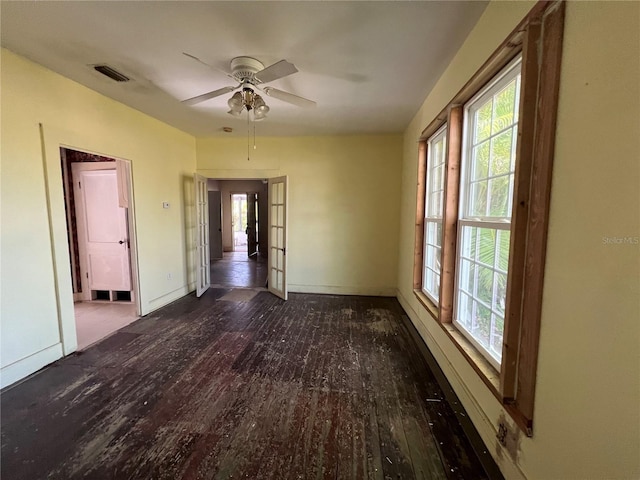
[1,289,493,479]
[210,252,268,288]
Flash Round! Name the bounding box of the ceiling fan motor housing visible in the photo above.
[230,56,265,83]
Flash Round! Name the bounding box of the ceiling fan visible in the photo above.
[182,54,316,120]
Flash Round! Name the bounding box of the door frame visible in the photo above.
[38,119,143,357]
[58,149,141,316]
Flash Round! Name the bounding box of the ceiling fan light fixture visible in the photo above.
[254,110,268,121]
[254,107,269,121]
[227,91,243,110]
[253,95,269,120]
[242,88,255,109]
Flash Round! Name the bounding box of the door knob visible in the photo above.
[119,240,125,244]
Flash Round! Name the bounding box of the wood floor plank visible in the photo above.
[1,290,496,480]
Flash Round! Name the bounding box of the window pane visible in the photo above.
[491,313,504,358]
[478,228,496,266]
[472,302,491,348]
[429,191,441,217]
[460,258,475,294]
[456,225,509,365]
[457,292,473,329]
[494,271,507,314]
[474,100,493,143]
[492,80,517,134]
[423,220,442,302]
[490,129,513,177]
[472,141,490,180]
[461,226,475,259]
[488,175,510,217]
[476,265,493,306]
[432,165,442,192]
[497,230,510,272]
[424,268,433,293]
[470,181,488,217]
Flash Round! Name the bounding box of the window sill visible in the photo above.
[413,290,439,321]
[413,289,500,392]
[440,324,500,393]
[413,288,533,435]
[440,323,533,435]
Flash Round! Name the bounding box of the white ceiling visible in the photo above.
[1,1,487,137]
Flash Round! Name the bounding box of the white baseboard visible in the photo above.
[144,285,192,315]
[288,284,396,297]
[1,343,64,389]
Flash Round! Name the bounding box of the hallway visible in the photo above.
[1,289,497,479]
[210,251,268,288]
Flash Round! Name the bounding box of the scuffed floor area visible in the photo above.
[1,289,491,479]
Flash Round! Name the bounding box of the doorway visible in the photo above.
[207,179,268,289]
[231,193,248,252]
[60,148,139,350]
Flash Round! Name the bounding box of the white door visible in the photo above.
[72,163,131,299]
[194,174,210,297]
[268,176,288,300]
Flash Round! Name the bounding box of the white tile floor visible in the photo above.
[74,301,138,350]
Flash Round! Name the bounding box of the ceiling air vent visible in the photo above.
[93,64,130,82]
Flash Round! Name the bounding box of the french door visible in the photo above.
[268,176,288,300]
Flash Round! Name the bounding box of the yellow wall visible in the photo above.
[2,2,638,476]
[396,2,640,479]
[0,49,197,386]
[197,135,402,296]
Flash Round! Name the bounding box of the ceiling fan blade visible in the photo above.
[182,86,237,106]
[255,60,298,84]
[182,52,235,80]
[262,86,317,108]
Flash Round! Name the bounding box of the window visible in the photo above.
[454,58,521,369]
[422,126,447,304]
[412,1,565,435]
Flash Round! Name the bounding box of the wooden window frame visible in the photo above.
[454,56,522,371]
[421,125,448,305]
[412,0,565,435]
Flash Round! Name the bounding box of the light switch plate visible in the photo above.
[162,202,170,209]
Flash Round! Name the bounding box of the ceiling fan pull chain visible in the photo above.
[247,111,250,161]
